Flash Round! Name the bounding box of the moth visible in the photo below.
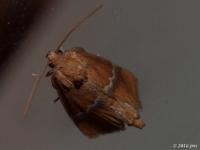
[24,5,145,138]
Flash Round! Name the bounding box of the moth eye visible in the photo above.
[73,79,84,89]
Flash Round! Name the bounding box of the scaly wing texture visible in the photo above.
[74,48,144,127]
[110,67,145,128]
[68,47,114,89]
[70,48,144,131]
[52,75,124,138]
[115,67,142,109]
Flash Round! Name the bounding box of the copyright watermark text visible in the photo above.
[171,144,198,150]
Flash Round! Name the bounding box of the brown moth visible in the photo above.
[24,5,145,138]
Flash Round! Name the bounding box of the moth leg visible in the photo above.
[46,69,54,77]
[53,97,60,103]
[55,70,74,89]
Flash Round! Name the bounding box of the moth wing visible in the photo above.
[70,47,114,89]
[76,48,142,109]
[72,49,143,128]
[60,94,124,138]
[114,67,142,110]
[51,76,82,121]
[52,76,124,138]
[77,103,125,138]
[109,67,146,128]
[86,97,125,128]
[52,78,99,137]
[58,95,103,138]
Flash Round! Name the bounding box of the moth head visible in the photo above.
[46,50,63,68]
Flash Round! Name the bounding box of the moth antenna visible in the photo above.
[23,63,49,119]
[56,4,103,50]
[60,46,64,51]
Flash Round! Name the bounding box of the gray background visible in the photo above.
[0,0,199,149]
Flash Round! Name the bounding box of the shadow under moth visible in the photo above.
[24,5,145,138]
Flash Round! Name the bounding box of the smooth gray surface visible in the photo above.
[0,0,199,149]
